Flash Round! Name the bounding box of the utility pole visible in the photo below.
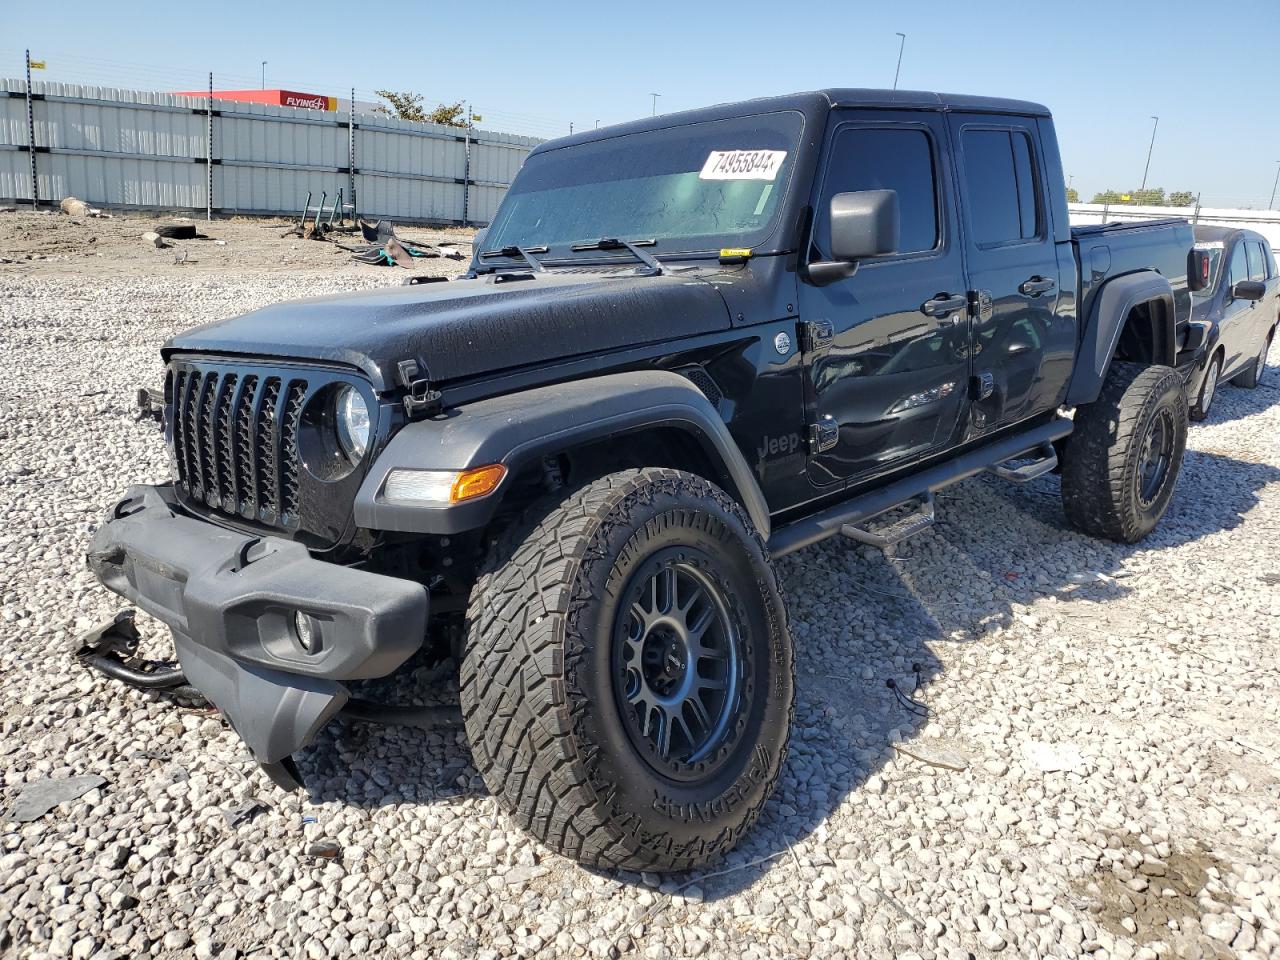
[261,61,267,89]
[892,33,906,91]
[1139,115,1159,195]
[24,49,38,208]
[1269,160,1280,211]
[595,119,600,129]
[650,93,660,116]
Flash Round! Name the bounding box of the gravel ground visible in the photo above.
[2,230,1280,960]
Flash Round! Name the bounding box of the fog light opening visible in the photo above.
[294,611,320,653]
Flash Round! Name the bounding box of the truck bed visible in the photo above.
[1072,218,1195,335]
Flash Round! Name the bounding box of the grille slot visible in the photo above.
[170,364,314,533]
[280,381,307,522]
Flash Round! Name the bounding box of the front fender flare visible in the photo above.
[1065,271,1176,406]
[354,371,772,538]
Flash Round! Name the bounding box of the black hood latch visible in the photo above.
[397,359,442,418]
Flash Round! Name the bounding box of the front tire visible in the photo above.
[1061,362,1188,543]
[460,468,793,871]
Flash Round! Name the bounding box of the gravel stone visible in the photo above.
[1,211,1279,958]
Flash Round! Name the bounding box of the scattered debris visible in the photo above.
[893,742,969,772]
[60,197,91,217]
[1021,739,1088,774]
[344,219,467,267]
[221,798,268,828]
[306,840,342,859]
[7,775,107,822]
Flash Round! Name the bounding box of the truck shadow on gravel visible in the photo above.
[294,383,1280,900]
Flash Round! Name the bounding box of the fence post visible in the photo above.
[206,73,213,222]
[461,102,472,227]
[348,87,356,223]
[24,49,38,208]
[1192,194,1201,225]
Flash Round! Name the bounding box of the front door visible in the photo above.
[1221,238,1254,375]
[947,114,1071,432]
[798,112,971,487]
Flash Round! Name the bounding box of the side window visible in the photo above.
[960,129,1041,245]
[1246,241,1265,282]
[816,127,939,257]
[1228,242,1249,292]
[1268,246,1278,279]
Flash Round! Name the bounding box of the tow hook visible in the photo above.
[74,609,190,691]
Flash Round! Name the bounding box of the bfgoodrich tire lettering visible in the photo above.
[1061,362,1187,543]
[460,468,793,871]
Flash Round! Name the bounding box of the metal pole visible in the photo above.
[206,72,213,222]
[1192,194,1201,225]
[348,87,356,223]
[1139,115,1158,195]
[24,49,38,208]
[892,33,906,91]
[1269,161,1280,211]
[650,93,660,116]
[462,102,472,227]
[261,61,267,89]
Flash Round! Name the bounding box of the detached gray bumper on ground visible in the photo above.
[85,484,428,788]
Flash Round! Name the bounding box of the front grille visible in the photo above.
[168,359,378,545]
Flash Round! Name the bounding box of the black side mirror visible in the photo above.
[807,190,900,286]
[1232,279,1266,301]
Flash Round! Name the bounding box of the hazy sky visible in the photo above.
[6,0,1278,207]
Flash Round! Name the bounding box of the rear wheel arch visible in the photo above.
[1065,272,1177,406]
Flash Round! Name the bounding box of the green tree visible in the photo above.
[1066,187,1080,203]
[373,91,468,127]
[1169,191,1196,207]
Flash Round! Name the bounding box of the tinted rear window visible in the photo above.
[961,129,1040,245]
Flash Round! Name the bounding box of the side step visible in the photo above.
[987,442,1058,484]
[767,416,1073,558]
[841,493,935,550]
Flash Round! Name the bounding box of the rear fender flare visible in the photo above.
[354,370,771,538]
[1066,271,1176,406]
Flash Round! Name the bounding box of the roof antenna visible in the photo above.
[892,32,907,92]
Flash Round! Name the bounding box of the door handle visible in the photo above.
[1019,275,1057,297]
[921,293,968,317]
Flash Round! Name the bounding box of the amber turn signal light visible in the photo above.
[450,464,507,503]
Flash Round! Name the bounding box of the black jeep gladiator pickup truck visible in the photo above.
[86,89,1202,871]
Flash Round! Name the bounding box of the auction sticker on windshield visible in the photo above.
[699,150,787,181]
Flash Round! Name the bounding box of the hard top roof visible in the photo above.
[529,89,1051,157]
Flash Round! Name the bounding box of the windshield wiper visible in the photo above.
[569,237,665,276]
[479,245,547,273]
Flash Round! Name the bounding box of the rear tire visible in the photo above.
[1232,327,1274,389]
[460,468,793,871]
[1189,353,1221,421]
[1061,362,1187,543]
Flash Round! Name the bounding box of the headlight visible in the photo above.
[335,385,370,462]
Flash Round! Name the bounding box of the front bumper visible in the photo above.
[86,484,429,789]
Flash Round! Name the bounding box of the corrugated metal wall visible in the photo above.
[0,79,540,224]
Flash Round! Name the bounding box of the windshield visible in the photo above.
[1193,242,1224,298]
[483,111,804,259]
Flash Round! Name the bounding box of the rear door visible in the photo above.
[797,111,971,487]
[947,115,1073,432]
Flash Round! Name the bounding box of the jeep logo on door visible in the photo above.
[757,433,801,459]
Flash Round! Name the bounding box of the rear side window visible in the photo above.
[1268,246,1278,278]
[817,127,939,256]
[1247,241,1265,281]
[960,129,1041,245]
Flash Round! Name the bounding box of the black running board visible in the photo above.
[767,417,1074,557]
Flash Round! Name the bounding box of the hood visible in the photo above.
[163,269,732,392]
